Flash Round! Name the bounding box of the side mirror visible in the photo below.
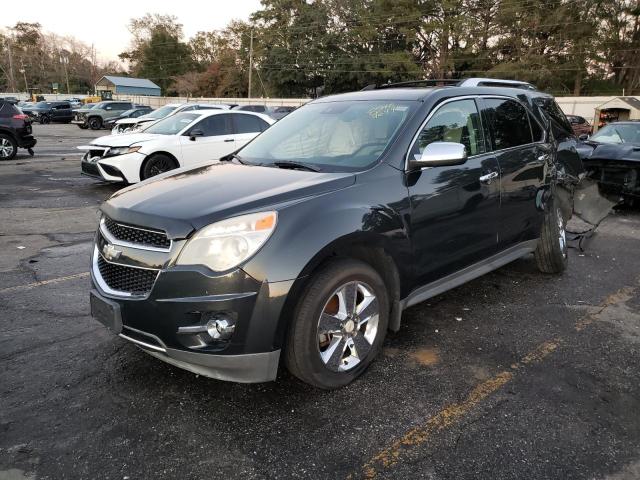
[189,129,204,141]
[578,134,589,141]
[411,142,467,168]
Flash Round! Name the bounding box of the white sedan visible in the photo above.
[79,110,274,184]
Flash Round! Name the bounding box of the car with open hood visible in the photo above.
[79,109,274,183]
[576,121,640,203]
[88,79,583,389]
[111,103,231,134]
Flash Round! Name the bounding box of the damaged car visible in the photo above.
[577,121,640,204]
[89,79,585,389]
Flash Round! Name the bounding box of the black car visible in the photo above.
[0,100,36,159]
[88,79,582,389]
[21,101,73,124]
[103,106,153,129]
[577,121,640,202]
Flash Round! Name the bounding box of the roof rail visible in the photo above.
[361,79,460,91]
[457,78,536,90]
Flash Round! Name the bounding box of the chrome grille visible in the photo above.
[96,255,158,295]
[103,217,171,249]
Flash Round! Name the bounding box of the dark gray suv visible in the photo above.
[89,78,583,389]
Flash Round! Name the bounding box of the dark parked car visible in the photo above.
[21,101,73,124]
[566,114,592,137]
[0,100,36,159]
[269,105,297,120]
[576,121,640,203]
[103,106,153,129]
[89,79,582,389]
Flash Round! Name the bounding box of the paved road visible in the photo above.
[1,124,639,480]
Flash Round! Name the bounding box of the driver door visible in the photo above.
[179,114,235,167]
[407,98,501,285]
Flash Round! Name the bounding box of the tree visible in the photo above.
[119,14,194,94]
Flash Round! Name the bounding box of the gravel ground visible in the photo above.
[1,123,639,480]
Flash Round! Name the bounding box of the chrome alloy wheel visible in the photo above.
[316,281,379,372]
[0,138,14,158]
[557,208,567,258]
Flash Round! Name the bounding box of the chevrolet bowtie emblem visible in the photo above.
[103,243,122,261]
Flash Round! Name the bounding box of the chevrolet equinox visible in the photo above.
[89,79,583,389]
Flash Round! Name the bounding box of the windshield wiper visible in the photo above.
[271,161,321,172]
[220,153,248,165]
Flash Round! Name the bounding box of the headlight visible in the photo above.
[107,146,141,156]
[176,211,277,271]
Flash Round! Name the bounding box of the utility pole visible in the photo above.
[7,39,16,92]
[248,29,254,99]
[20,61,28,94]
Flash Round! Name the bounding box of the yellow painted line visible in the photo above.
[0,272,90,294]
[355,283,637,479]
[359,340,560,479]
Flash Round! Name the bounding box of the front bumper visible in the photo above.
[89,231,294,382]
[81,151,144,183]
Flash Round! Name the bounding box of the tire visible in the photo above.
[141,153,178,180]
[39,115,51,124]
[0,134,18,160]
[88,117,102,130]
[534,196,568,274]
[285,259,389,389]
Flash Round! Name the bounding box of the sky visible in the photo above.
[3,0,262,62]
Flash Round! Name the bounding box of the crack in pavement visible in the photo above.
[351,282,638,479]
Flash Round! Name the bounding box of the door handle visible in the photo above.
[479,171,499,184]
[224,138,234,142]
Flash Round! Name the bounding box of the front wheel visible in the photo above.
[141,154,178,180]
[39,115,50,124]
[285,259,389,389]
[534,196,568,274]
[88,117,102,130]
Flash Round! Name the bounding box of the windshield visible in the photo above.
[146,105,176,119]
[121,109,138,116]
[590,124,640,144]
[144,112,199,135]
[35,102,52,108]
[238,100,414,171]
[94,102,109,109]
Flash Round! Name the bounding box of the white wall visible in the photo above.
[113,94,309,108]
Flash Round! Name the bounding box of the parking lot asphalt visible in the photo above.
[1,123,640,480]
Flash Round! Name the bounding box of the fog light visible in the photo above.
[206,316,235,340]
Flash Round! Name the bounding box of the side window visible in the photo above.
[233,113,269,134]
[194,114,233,136]
[412,99,485,158]
[483,98,532,149]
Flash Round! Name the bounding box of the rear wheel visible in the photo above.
[39,115,51,124]
[0,134,18,160]
[285,259,389,389]
[88,117,102,130]
[141,153,178,180]
[534,196,568,273]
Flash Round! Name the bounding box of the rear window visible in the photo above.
[0,102,21,117]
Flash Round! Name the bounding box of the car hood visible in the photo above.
[101,163,356,239]
[91,133,163,147]
[577,141,640,163]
